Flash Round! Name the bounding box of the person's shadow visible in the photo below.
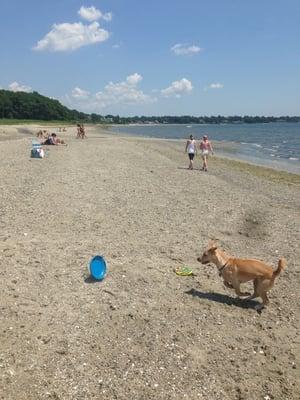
[177,166,202,171]
[185,288,260,310]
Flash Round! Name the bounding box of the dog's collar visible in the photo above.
[218,261,229,276]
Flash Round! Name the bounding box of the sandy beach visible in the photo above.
[0,124,299,400]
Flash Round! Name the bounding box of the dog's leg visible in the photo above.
[231,279,251,297]
[223,280,233,289]
[260,291,270,306]
[245,279,259,300]
[254,279,272,310]
[254,284,270,311]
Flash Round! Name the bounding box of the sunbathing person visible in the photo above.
[42,133,67,145]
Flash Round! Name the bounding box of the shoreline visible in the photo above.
[0,123,299,183]
[107,124,300,175]
[99,127,300,181]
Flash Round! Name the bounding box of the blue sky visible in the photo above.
[1,0,299,116]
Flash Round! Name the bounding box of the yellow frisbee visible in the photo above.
[174,266,194,276]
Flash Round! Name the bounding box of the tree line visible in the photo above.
[0,90,87,121]
[114,115,300,124]
[0,90,299,124]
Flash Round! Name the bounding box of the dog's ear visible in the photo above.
[209,246,218,252]
[208,239,217,248]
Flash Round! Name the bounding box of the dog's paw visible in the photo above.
[223,281,233,289]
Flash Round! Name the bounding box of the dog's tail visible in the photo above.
[272,258,287,280]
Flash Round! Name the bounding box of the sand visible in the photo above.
[0,124,299,400]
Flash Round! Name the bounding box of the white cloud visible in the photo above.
[8,81,32,92]
[209,83,224,89]
[78,6,101,21]
[126,73,142,85]
[33,21,110,52]
[78,6,112,22]
[161,78,193,98]
[95,73,155,107]
[66,73,156,112]
[171,43,202,56]
[72,87,90,99]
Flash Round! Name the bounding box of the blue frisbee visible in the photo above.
[89,255,107,280]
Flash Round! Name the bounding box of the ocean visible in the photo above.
[109,122,300,174]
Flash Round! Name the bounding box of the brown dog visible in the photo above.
[197,243,286,310]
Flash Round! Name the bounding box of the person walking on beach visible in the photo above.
[199,135,213,171]
[185,134,197,170]
[76,124,87,139]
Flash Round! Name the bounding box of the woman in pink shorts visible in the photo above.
[199,135,214,171]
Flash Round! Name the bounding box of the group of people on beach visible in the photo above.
[36,127,214,171]
[36,130,67,145]
[185,134,214,171]
[35,123,87,146]
[42,133,67,145]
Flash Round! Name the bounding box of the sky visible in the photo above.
[0,0,300,116]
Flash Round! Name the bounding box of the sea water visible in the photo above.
[109,122,300,174]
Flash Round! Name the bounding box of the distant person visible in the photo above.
[37,130,48,139]
[76,124,86,139]
[42,133,66,145]
[76,124,81,138]
[80,124,86,139]
[185,134,197,170]
[199,135,213,171]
